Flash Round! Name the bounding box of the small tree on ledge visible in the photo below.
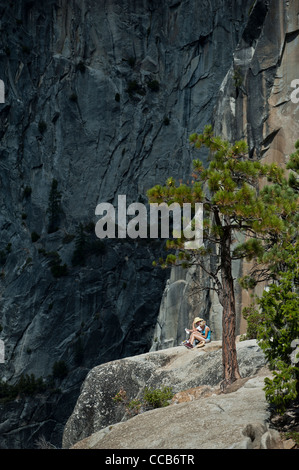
[147,125,298,389]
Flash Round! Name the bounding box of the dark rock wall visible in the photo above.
[0,0,267,448]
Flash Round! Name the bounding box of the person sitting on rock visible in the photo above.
[200,320,211,343]
[185,319,211,349]
[183,317,203,348]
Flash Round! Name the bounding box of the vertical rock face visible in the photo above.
[0,0,296,448]
[152,0,299,350]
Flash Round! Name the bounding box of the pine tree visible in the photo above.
[242,143,299,412]
[243,242,299,413]
[147,125,298,388]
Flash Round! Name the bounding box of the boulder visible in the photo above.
[62,339,268,448]
[70,368,274,449]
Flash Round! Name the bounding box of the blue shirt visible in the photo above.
[202,326,211,340]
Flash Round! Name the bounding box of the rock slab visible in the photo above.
[63,339,269,449]
[71,369,276,449]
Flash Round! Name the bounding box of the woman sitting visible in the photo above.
[184,320,211,349]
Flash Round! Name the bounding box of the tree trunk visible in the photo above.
[220,226,241,388]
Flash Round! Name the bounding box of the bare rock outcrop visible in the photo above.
[62,339,269,449]
[71,371,282,449]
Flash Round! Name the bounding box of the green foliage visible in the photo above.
[126,80,145,97]
[143,386,174,408]
[283,431,299,445]
[0,374,46,403]
[242,301,264,339]
[147,125,298,387]
[112,388,127,403]
[0,363,70,403]
[113,386,174,416]
[287,140,299,191]
[72,223,106,266]
[41,250,68,278]
[113,389,142,416]
[243,244,299,413]
[258,270,299,366]
[233,67,243,88]
[16,374,46,396]
[147,125,298,285]
[263,361,298,414]
[233,238,264,262]
[165,254,177,265]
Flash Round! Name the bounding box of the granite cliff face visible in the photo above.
[0,0,298,448]
[151,0,299,350]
